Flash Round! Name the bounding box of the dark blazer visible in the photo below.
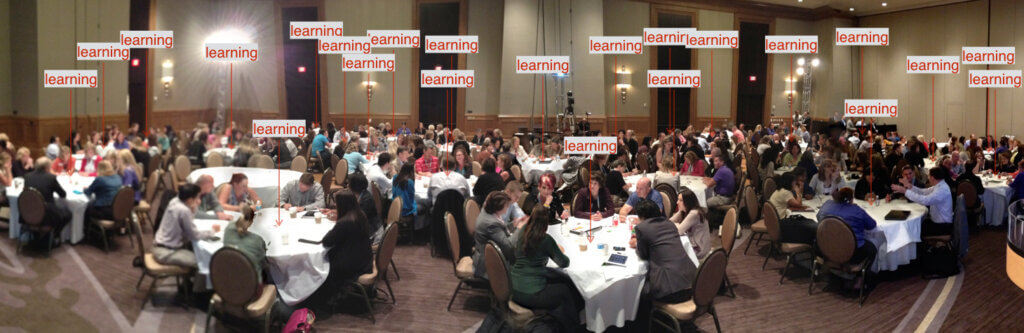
[472,212,514,278]
[472,171,506,205]
[635,217,697,300]
[24,169,65,203]
[321,218,373,290]
[571,187,615,219]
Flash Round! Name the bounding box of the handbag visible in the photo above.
[281,308,315,333]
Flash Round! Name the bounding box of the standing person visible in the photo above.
[217,173,261,212]
[704,155,736,210]
[670,187,712,258]
[280,173,326,212]
[84,161,121,221]
[572,173,615,219]
[472,191,521,278]
[891,168,953,236]
[152,184,218,268]
[510,206,581,332]
[630,199,698,303]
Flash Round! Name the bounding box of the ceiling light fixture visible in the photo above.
[849,7,855,11]
[882,2,888,6]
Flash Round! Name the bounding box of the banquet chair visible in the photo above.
[464,199,480,237]
[206,152,224,168]
[148,154,163,178]
[720,208,738,298]
[391,197,416,243]
[131,219,193,310]
[333,159,349,191]
[370,182,399,280]
[761,202,813,284]
[15,188,55,255]
[655,183,677,212]
[510,165,523,184]
[484,241,547,331]
[162,167,178,193]
[174,155,191,183]
[205,247,277,332]
[320,169,335,207]
[636,152,650,173]
[743,187,766,255]
[956,181,984,227]
[761,178,777,204]
[135,169,163,231]
[650,248,728,333]
[256,155,275,169]
[290,156,307,173]
[246,154,261,168]
[349,222,400,324]
[809,217,874,306]
[446,213,489,311]
[471,161,482,177]
[658,190,674,218]
[89,187,136,253]
[330,154,341,171]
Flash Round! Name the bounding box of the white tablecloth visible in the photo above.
[203,148,237,161]
[546,216,699,332]
[624,174,708,208]
[981,174,1014,226]
[7,174,94,244]
[520,158,567,185]
[792,196,927,272]
[187,167,303,206]
[193,208,333,305]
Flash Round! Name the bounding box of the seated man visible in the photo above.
[499,181,528,227]
[891,168,953,236]
[153,184,217,268]
[472,191,521,279]
[428,157,471,205]
[629,199,696,303]
[194,174,232,220]
[280,172,325,212]
[703,155,736,209]
[472,158,505,205]
[415,141,440,177]
[619,177,664,217]
[24,157,72,234]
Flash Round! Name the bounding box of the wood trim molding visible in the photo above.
[1,114,131,156]
[636,0,852,21]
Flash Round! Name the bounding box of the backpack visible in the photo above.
[920,244,960,279]
[281,308,315,333]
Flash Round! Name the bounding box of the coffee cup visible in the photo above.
[281,231,290,245]
[578,238,588,252]
[315,212,323,224]
[289,207,297,218]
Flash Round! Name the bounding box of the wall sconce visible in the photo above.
[363,80,377,101]
[161,60,174,97]
[616,65,631,104]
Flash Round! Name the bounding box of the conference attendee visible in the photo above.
[194,174,231,220]
[606,160,630,206]
[415,141,440,176]
[680,151,706,177]
[472,191,520,279]
[891,168,953,236]
[949,151,965,177]
[957,160,985,199]
[496,153,517,183]
[1008,160,1024,203]
[224,205,267,274]
[854,170,891,201]
[392,163,418,219]
[629,199,698,303]
[653,158,680,193]
[499,182,529,227]
[395,147,412,171]
[280,172,325,212]
[12,147,33,178]
[78,143,102,176]
[115,150,142,202]
[452,147,472,178]
[509,206,580,332]
[217,173,261,212]
[365,152,394,199]
[25,158,72,233]
[45,136,60,160]
[310,129,330,162]
[704,155,736,210]
[809,159,843,197]
[619,177,664,217]
[366,131,387,154]
[397,122,412,136]
[83,161,121,221]
[153,184,217,268]
[572,172,615,219]
[428,157,471,205]
[768,173,817,245]
[670,187,712,258]
[342,142,369,174]
[49,145,75,175]
[472,158,505,205]
[525,172,568,221]
[306,191,373,315]
[818,187,878,267]
[996,152,1016,174]
[347,173,384,245]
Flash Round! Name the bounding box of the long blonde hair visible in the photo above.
[116,149,137,175]
[97,161,116,177]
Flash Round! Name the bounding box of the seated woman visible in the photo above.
[116,150,142,202]
[78,142,102,176]
[996,152,1016,174]
[472,191,520,279]
[217,173,261,212]
[342,142,370,174]
[679,151,706,177]
[84,161,122,220]
[817,187,877,265]
[571,173,615,219]
[653,157,680,193]
[0,153,11,189]
[51,145,75,174]
[510,206,581,332]
[524,172,569,221]
[496,154,516,183]
[854,171,891,201]
[768,173,818,245]
[781,143,801,168]
[392,163,418,220]
[670,187,711,258]
[605,160,630,206]
[304,191,373,315]
[223,205,267,274]
[452,147,473,179]
[809,159,843,197]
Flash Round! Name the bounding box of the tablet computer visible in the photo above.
[604,254,628,267]
[884,210,911,220]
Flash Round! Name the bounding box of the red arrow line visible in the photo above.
[101,62,105,134]
[69,90,73,176]
[277,144,282,226]
[229,63,234,148]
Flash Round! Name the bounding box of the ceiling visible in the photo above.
[746,0,976,16]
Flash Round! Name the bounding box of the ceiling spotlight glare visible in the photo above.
[850,7,855,11]
[797,58,806,66]
[796,67,806,76]
[811,58,820,67]
[882,2,888,7]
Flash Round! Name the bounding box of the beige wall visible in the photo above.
[769,18,813,120]
[10,0,38,118]
[695,9,734,120]
[989,0,1024,138]
[602,0,649,117]
[0,0,10,115]
[860,1,988,138]
[465,0,504,116]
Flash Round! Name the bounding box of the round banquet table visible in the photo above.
[979,173,1015,226]
[624,173,708,208]
[187,167,303,206]
[203,147,237,162]
[547,216,699,332]
[6,174,94,244]
[519,157,567,185]
[791,196,927,272]
[193,208,333,306]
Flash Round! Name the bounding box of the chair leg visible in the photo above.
[384,278,396,305]
[710,305,722,333]
[808,260,817,296]
[761,245,774,271]
[141,277,158,310]
[779,254,792,285]
[46,231,54,256]
[859,268,868,307]
[446,281,464,311]
[204,302,214,332]
[390,259,400,281]
[358,284,375,324]
[135,272,146,290]
[743,232,757,255]
[101,228,110,253]
[723,275,736,298]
